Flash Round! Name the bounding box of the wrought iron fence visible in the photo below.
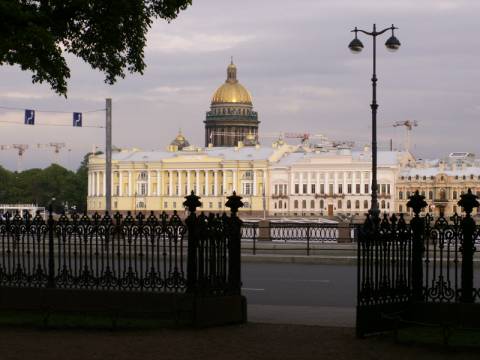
[0,192,244,295]
[357,189,480,337]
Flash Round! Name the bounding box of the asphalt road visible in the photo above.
[242,263,357,308]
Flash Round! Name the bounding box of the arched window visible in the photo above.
[364,200,368,209]
[274,203,277,209]
[284,202,287,209]
[279,200,283,208]
[294,200,299,209]
[310,200,315,209]
[399,191,403,200]
[355,200,360,209]
[319,200,324,209]
[381,200,385,209]
[440,189,446,200]
[302,200,307,209]
[428,191,433,200]
[338,200,342,209]
[347,200,351,209]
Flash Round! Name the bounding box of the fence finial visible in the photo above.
[458,188,479,216]
[407,190,427,216]
[183,190,202,213]
[225,191,244,215]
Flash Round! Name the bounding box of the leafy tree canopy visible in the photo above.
[0,0,192,96]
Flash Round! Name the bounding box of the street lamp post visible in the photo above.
[348,24,401,218]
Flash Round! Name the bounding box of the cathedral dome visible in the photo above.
[211,61,252,105]
[170,130,190,150]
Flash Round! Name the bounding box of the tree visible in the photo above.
[0,0,192,96]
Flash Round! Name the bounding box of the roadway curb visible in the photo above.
[241,254,357,265]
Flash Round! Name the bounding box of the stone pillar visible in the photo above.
[119,171,123,196]
[222,170,226,194]
[205,170,209,196]
[299,172,304,194]
[324,173,328,195]
[337,222,352,243]
[258,220,271,241]
[290,171,295,195]
[253,169,257,196]
[88,172,92,196]
[128,171,132,196]
[147,170,151,196]
[177,170,182,195]
[196,170,200,195]
[187,170,191,194]
[156,170,161,195]
[333,172,338,195]
[214,171,218,196]
[169,170,173,196]
[307,172,311,194]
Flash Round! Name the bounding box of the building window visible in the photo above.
[329,184,334,195]
[338,200,342,209]
[279,200,283,209]
[347,200,351,209]
[428,191,433,200]
[320,184,325,194]
[364,200,368,209]
[243,183,252,195]
[295,184,300,194]
[381,200,385,209]
[319,200,324,209]
[399,205,403,213]
[381,184,386,194]
[139,171,147,181]
[209,202,213,209]
[164,202,168,208]
[453,191,457,200]
[399,191,403,200]
[310,200,315,209]
[114,201,117,209]
[311,184,316,194]
[356,184,360,194]
[338,184,343,194]
[140,183,147,195]
[302,200,307,209]
[294,200,299,209]
[137,201,146,209]
[355,200,360,209]
[218,202,222,208]
[347,184,352,194]
[364,184,369,193]
[173,202,176,208]
[303,184,308,194]
[274,185,278,195]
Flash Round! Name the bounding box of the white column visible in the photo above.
[119,171,123,196]
[156,170,160,196]
[187,170,191,194]
[307,172,311,194]
[102,172,106,196]
[253,170,257,196]
[316,172,320,194]
[96,171,100,196]
[195,170,200,195]
[368,172,372,194]
[128,171,132,196]
[222,170,226,195]
[343,172,347,194]
[214,171,218,196]
[324,172,328,195]
[299,172,304,194]
[233,170,237,192]
[147,171,151,196]
[177,170,182,195]
[88,172,92,196]
[169,170,173,196]
[291,171,295,195]
[334,172,338,194]
[205,170,209,196]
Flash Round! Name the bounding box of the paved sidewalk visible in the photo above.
[248,304,355,327]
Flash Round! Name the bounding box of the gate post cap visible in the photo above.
[183,191,202,213]
[407,190,427,216]
[458,188,479,215]
[225,191,244,214]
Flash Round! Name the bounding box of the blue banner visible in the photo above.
[73,112,82,127]
[24,109,35,125]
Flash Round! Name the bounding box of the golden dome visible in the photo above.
[211,61,252,105]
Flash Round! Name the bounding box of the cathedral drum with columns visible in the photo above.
[204,60,259,147]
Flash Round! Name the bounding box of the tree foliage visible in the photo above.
[0,0,192,96]
[0,154,96,213]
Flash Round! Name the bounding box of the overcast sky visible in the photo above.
[0,0,479,171]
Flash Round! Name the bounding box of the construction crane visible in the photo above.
[36,142,66,164]
[393,120,418,153]
[0,144,29,172]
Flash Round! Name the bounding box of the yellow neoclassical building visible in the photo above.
[87,143,292,214]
